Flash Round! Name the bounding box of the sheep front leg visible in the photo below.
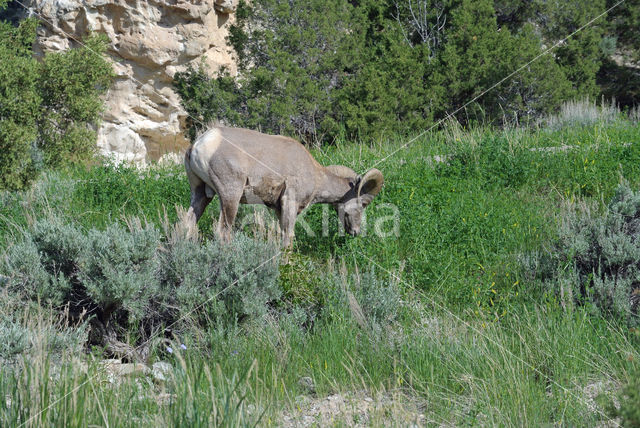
[278,191,298,249]
[217,197,240,243]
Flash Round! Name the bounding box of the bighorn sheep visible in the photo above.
[184,126,384,247]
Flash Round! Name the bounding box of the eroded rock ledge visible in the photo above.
[25,0,238,164]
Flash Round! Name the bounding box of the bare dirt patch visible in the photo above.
[280,390,426,427]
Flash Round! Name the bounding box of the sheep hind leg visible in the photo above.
[185,151,213,227]
[186,180,213,227]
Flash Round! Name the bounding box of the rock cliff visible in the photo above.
[24,0,237,164]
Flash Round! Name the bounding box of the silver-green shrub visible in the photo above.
[535,185,640,325]
[2,216,90,306]
[0,287,88,362]
[354,269,401,326]
[79,221,161,324]
[0,319,28,359]
[0,318,87,361]
[160,233,281,328]
[322,268,401,335]
[0,215,281,355]
[2,238,65,305]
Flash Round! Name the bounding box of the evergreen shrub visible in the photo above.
[0,3,113,191]
[174,0,580,144]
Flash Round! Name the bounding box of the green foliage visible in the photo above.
[176,0,359,143]
[0,17,40,190]
[438,0,571,125]
[69,163,190,230]
[530,185,640,325]
[37,35,114,168]
[598,0,640,107]
[172,65,243,142]
[0,14,113,191]
[606,0,640,61]
[0,164,194,249]
[335,4,441,140]
[607,369,640,427]
[538,0,607,98]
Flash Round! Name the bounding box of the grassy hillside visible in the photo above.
[1,112,640,425]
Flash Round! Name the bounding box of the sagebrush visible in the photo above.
[526,184,640,325]
[0,215,280,358]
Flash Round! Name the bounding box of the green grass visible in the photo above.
[2,120,640,426]
[298,121,640,311]
[1,301,636,426]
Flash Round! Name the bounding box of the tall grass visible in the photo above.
[1,116,640,425]
[0,297,636,426]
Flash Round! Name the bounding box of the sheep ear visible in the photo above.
[357,168,384,201]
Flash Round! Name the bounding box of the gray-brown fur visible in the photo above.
[185,126,384,247]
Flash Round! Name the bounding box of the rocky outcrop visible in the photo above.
[24,0,238,164]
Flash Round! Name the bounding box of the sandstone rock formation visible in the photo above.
[24,0,238,164]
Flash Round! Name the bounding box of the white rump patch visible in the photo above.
[190,128,223,186]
